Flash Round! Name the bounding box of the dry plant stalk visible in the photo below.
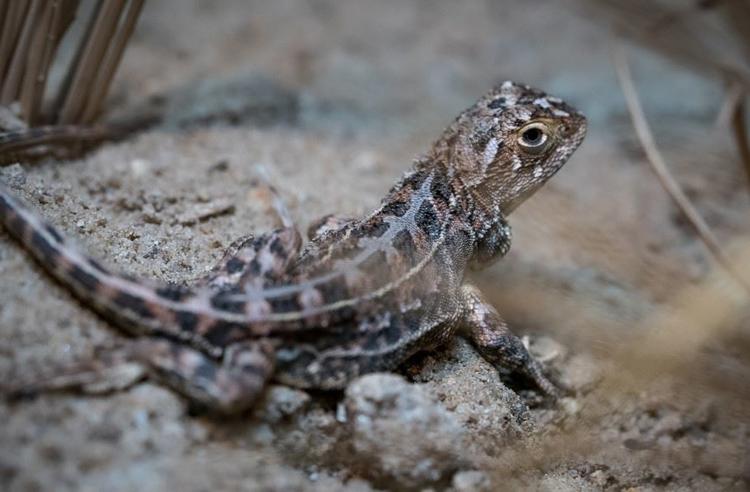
[731,93,750,193]
[572,0,750,86]
[614,46,750,295]
[574,0,750,200]
[79,0,144,124]
[0,0,144,128]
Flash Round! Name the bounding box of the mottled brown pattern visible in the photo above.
[0,82,585,413]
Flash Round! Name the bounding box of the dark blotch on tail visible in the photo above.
[5,209,25,234]
[43,224,64,244]
[115,291,154,318]
[269,295,301,314]
[156,283,193,302]
[210,291,246,314]
[69,265,101,291]
[0,194,10,214]
[176,311,199,332]
[31,230,61,264]
[87,258,110,275]
[203,321,241,347]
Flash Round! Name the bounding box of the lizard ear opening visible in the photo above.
[517,122,552,155]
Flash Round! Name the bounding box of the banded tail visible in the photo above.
[0,185,270,354]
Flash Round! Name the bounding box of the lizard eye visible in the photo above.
[518,122,551,154]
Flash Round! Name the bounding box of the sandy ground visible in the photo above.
[1,1,749,490]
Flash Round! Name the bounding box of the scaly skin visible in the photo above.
[0,81,586,413]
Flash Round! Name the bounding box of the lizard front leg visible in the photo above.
[459,284,559,398]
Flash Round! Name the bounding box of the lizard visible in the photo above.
[0,81,586,414]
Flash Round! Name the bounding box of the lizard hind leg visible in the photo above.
[134,339,274,414]
[3,339,275,414]
[199,169,303,291]
[306,214,355,241]
[2,344,148,399]
[198,227,300,291]
[132,338,275,414]
[459,284,560,398]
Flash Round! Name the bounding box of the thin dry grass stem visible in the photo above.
[714,80,750,203]
[0,1,30,88]
[0,0,43,105]
[0,0,10,72]
[20,1,77,125]
[81,0,145,124]
[575,0,750,89]
[614,46,750,296]
[35,0,78,123]
[57,0,127,124]
[50,0,95,123]
[731,97,750,197]
[723,0,750,65]
[715,80,745,127]
[19,1,55,124]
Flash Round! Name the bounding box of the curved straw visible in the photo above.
[614,45,750,295]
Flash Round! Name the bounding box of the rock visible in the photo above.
[164,73,299,129]
[255,385,312,424]
[274,408,344,465]
[452,470,491,492]
[412,338,531,454]
[559,397,580,417]
[344,373,466,489]
[537,472,599,492]
[528,336,567,363]
[558,354,601,393]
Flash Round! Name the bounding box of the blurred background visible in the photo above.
[1,0,749,490]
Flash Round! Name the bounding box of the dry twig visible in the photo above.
[731,95,750,195]
[614,46,750,295]
[575,0,750,201]
[80,0,145,124]
[0,0,144,130]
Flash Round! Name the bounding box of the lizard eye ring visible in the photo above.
[518,122,551,154]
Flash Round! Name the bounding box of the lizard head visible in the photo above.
[432,81,586,215]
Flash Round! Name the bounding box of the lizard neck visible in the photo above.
[412,148,513,271]
[411,153,501,243]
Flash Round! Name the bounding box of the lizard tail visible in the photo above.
[0,182,351,344]
[0,184,209,342]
